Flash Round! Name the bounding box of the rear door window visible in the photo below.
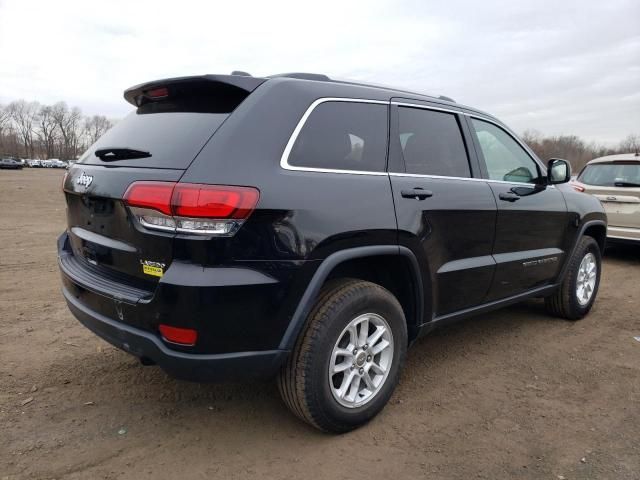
[288,101,388,172]
[397,107,470,177]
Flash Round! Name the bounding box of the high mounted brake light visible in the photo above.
[123,181,259,236]
[146,87,169,99]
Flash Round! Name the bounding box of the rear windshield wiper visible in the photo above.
[95,147,152,161]
[614,181,640,187]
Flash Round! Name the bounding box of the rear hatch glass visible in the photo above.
[79,108,228,170]
[78,111,227,169]
[77,76,264,169]
[579,162,640,187]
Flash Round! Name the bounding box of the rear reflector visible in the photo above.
[123,181,259,235]
[159,324,197,346]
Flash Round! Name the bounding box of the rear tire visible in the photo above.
[278,279,407,433]
[545,236,601,320]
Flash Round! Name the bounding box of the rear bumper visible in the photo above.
[62,286,288,381]
[607,226,640,243]
[57,230,296,381]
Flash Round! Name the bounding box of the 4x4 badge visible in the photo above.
[76,171,93,188]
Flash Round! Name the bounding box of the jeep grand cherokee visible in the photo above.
[59,72,607,432]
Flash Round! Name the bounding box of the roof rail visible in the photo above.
[269,72,331,81]
[438,95,456,103]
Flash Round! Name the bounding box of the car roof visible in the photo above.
[124,72,499,122]
[587,153,640,164]
[268,73,499,119]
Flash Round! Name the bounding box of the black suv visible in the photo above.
[59,73,606,432]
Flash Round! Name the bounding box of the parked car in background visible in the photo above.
[0,158,24,169]
[51,159,68,168]
[572,153,640,244]
[28,159,42,167]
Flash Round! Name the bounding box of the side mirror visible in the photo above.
[547,158,571,184]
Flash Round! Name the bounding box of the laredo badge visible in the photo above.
[140,260,165,277]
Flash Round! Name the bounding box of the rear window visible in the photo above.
[78,112,227,169]
[579,163,640,187]
[288,101,388,172]
[78,80,251,169]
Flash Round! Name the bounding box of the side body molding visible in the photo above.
[278,246,423,350]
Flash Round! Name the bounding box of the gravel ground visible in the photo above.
[1,168,639,479]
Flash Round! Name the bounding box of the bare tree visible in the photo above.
[35,105,59,159]
[0,104,11,153]
[84,115,113,146]
[619,134,640,153]
[8,100,40,158]
[522,131,640,172]
[52,102,83,159]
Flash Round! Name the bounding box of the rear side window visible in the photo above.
[579,163,640,187]
[288,101,388,172]
[398,107,470,177]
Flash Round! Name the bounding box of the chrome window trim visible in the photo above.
[388,171,553,188]
[279,97,551,187]
[280,97,389,176]
[390,101,461,115]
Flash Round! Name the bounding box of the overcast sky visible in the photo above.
[1,0,638,144]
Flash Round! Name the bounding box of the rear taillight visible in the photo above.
[123,181,259,236]
[570,181,585,192]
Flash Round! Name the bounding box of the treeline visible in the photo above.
[0,101,114,160]
[522,131,640,172]
[1,97,638,170]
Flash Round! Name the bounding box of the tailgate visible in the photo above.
[64,165,183,283]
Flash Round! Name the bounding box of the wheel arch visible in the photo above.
[278,246,424,350]
[558,219,607,282]
[583,223,607,252]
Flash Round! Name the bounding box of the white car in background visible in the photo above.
[572,153,640,244]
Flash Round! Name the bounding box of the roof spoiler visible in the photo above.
[124,74,266,107]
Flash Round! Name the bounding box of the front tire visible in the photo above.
[545,236,601,320]
[278,279,407,433]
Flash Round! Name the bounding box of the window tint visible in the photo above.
[80,112,228,169]
[471,119,541,184]
[398,107,470,177]
[288,102,388,172]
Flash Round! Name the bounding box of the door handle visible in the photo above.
[401,188,433,200]
[499,192,520,202]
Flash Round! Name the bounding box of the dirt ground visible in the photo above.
[1,168,638,480]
